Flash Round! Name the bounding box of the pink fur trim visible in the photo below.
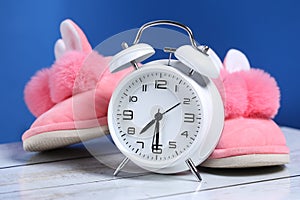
[24,68,55,117]
[218,69,248,119]
[50,51,113,103]
[49,51,88,103]
[238,69,280,118]
[96,58,133,101]
[221,49,280,119]
[73,51,110,95]
[219,68,280,119]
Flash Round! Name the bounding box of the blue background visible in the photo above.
[0,0,299,144]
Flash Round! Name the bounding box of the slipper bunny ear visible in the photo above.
[54,19,92,60]
[223,49,250,73]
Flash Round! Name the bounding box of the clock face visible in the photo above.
[108,65,204,169]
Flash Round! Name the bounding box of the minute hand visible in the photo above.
[162,102,181,115]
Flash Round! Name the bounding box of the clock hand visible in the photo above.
[162,102,181,115]
[139,118,156,134]
[152,118,161,153]
[155,118,160,149]
[151,119,158,151]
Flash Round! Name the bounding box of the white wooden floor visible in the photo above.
[0,127,299,200]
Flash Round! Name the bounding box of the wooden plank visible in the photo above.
[157,176,300,200]
[0,127,298,199]
[0,137,118,169]
[0,153,149,194]
[0,142,89,169]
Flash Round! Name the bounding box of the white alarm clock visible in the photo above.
[107,20,224,181]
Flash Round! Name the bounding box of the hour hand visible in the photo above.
[139,119,156,134]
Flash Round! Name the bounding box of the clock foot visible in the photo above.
[113,157,130,176]
[185,158,202,182]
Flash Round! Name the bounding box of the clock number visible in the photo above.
[181,130,188,138]
[136,141,144,149]
[183,98,190,105]
[184,113,195,123]
[142,84,147,92]
[129,96,138,102]
[127,127,135,135]
[155,80,167,89]
[168,141,177,149]
[152,144,163,154]
[123,110,133,120]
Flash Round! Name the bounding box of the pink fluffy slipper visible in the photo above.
[22,19,131,151]
[201,49,290,168]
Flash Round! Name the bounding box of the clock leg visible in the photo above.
[185,158,202,182]
[113,157,130,176]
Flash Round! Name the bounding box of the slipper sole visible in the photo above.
[201,154,290,168]
[23,126,108,152]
